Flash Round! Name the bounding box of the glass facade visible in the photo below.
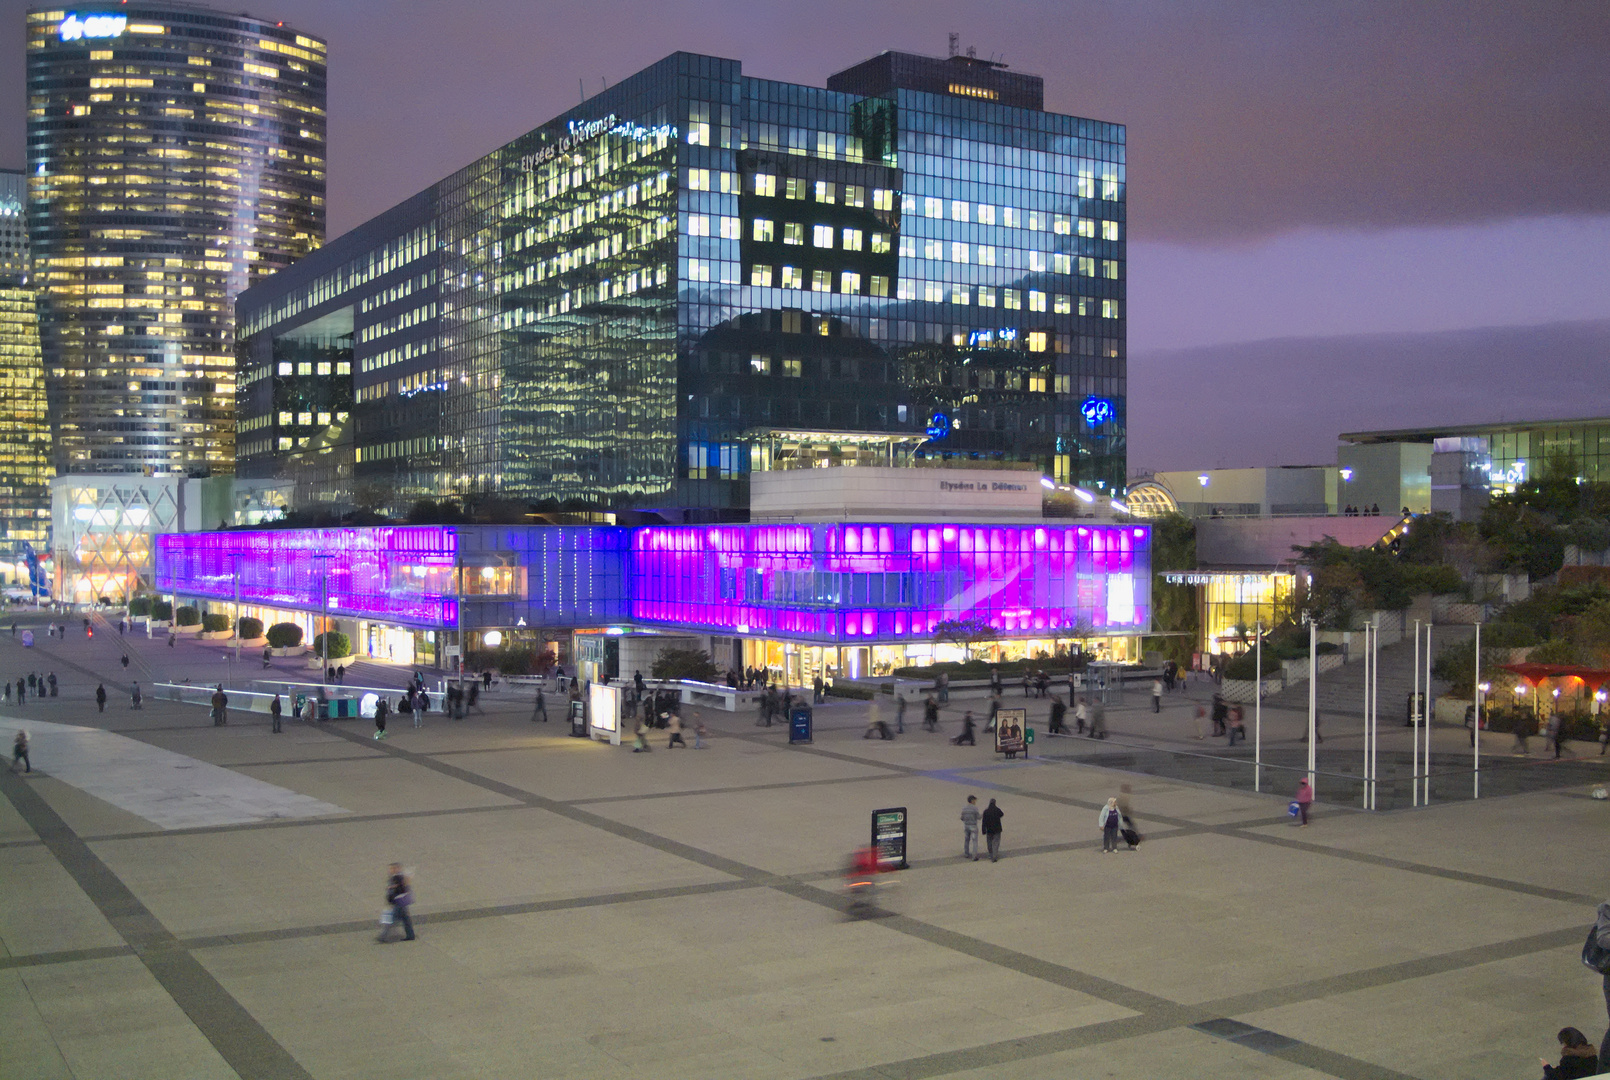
[155,521,1150,646]
[236,50,1124,515]
[0,170,54,554]
[26,3,326,475]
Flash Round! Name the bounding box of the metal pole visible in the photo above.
[1362,622,1371,809]
[1254,621,1262,793]
[1473,621,1481,800]
[232,553,241,664]
[1308,618,1317,791]
[321,569,328,688]
[1370,620,1379,810]
[1412,619,1420,808]
[1424,623,1432,805]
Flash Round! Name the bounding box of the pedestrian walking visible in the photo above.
[1548,713,1564,759]
[923,694,939,732]
[120,654,129,669]
[693,718,708,749]
[1116,783,1140,849]
[210,685,227,725]
[10,730,29,773]
[47,672,57,697]
[168,633,175,647]
[985,688,1001,732]
[27,672,36,692]
[1049,694,1067,734]
[1228,704,1245,746]
[15,677,24,702]
[981,798,1004,861]
[960,795,981,860]
[895,693,907,734]
[376,863,415,943]
[95,683,107,713]
[262,645,272,669]
[1193,703,1207,739]
[130,682,142,709]
[863,699,892,740]
[667,713,686,748]
[1211,694,1227,736]
[270,694,283,733]
[938,671,949,705]
[1022,671,1031,698]
[467,683,481,714]
[951,711,976,745]
[531,688,548,722]
[1098,797,1122,853]
[1151,678,1162,713]
[1294,777,1314,826]
[1300,706,1324,744]
[373,696,389,740]
[632,718,651,752]
[1514,712,1533,756]
[990,667,1002,696]
[1087,697,1107,739]
[1075,696,1088,734]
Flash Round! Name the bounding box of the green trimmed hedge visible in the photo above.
[175,606,201,626]
[151,600,173,621]
[236,617,263,639]
[127,596,151,617]
[201,613,231,633]
[311,631,352,659]
[266,622,303,648]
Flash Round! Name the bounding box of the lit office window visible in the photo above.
[753,218,775,242]
[812,224,834,248]
[750,264,773,287]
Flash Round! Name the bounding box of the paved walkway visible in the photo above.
[2,610,1609,1079]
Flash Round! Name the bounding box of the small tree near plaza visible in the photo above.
[202,613,231,633]
[151,600,173,621]
[932,616,997,661]
[651,647,720,682]
[236,616,264,640]
[311,631,352,659]
[175,605,201,627]
[266,622,304,648]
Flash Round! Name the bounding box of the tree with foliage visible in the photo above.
[932,617,997,661]
[266,622,304,648]
[311,631,352,659]
[1145,512,1199,664]
[236,617,264,640]
[651,647,719,682]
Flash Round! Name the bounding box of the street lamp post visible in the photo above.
[230,552,242,666]
[1473,620,1482,799]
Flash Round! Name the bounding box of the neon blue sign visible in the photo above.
[926,412,951,440]
[60,13,127,40]
[1080,397,1116,426]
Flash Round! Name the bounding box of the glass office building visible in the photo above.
[155,521,1149,676]
[236,50,1125,516]
[0,169,53,562]
[25,3,326,476]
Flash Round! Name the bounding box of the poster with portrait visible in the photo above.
[995,707,1027,755]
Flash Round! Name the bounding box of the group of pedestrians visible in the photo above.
[958,785,1142,863]
[5,671,58,702]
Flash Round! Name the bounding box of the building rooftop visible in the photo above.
[1341,416,1610,444]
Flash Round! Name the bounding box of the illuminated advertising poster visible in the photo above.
[995,707,1027,757]
[589,682,621,745]
[871,806,908,870]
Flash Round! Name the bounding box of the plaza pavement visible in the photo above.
[3,610,1610,1079]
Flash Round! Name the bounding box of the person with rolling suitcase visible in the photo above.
[1116,783,1141,850]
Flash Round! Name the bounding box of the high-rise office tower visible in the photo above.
[0,169,52,555]
[238,51,1126,516]
[25,3,326,476]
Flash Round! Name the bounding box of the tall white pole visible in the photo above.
[1473,621,1481,800]
[1362,623,1371,808]
[1254,621,1262,792]
[1308,618,1317,791]
[232,553,241,665]
[1412,619,1420,808]
[1370,620,1379,810]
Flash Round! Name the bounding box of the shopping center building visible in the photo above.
[234,49,1127,518]
[153,513,1151,685]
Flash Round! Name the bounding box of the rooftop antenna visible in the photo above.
[579,78,585,104]
[948,32,959,57]
[966,45,976,59]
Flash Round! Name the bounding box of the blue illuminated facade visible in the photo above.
[155,522,1148,644]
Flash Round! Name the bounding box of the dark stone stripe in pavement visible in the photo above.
[568,770,906,805]
[1218,826,1601,905]
[214,754,384,768]
[0,944,133,970]
[1192,1018,1421,1080]
[182,879,763,950]
[0,768,314,1080]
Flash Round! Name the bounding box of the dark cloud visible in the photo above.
[2,0,1604,243]
[1127,320,1610,473]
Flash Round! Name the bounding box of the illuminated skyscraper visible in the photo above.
[25,2,326,476]
[0,169,53,557]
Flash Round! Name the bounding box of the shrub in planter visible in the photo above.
[827,684,875,699]
[175,606,201,627]
[202,613,231,633]
[151,600,173,621]
[1222,650,1280,681]
[236,616,263,640]
[310,631,352,659]
[266,622,304,648]
[127,596,151,617]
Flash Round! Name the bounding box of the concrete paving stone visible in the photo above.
[227,753,517,816]
[0,845,124,958]
[894,830,1592,1007]
[936,1023,1339,1079]
[1237,943,1605,1080]
[0,970,74,1080]
[11,956,236,1080]
[130,724,382,766]
[17,774,155,837]
[0,786,39,844]
[92,803,735,938]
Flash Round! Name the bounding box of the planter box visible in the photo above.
[149,620,170,630]
[233,636,268,649]
[200,630,232,640]
[307,654,356,669]
[173,623,202,635]
[1220,675,1284,703]
[268,644,307,657]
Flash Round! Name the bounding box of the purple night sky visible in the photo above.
[4,0,1607,473]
